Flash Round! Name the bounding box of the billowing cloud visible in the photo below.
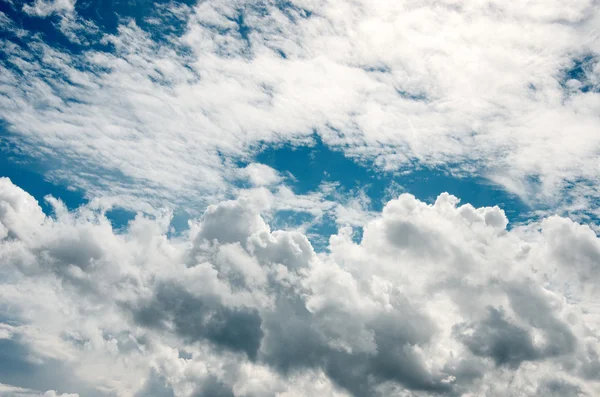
[1,177,599,396]
[2,0,600,395]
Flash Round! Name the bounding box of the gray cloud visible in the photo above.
[191,377,234,397]
[454,306,540,368]
[0,179,600,396]
[134,369,175,397]
[131,282,263,360]
[0,338,101,397]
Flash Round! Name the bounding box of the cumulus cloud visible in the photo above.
[1,177,599,396]
[3,1,600,395]
[1,0,600,215]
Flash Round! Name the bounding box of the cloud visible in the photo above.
[0,383,78,397]
[1,177,599,396]
[130,281,264,360]
[3,1,600,396]
[241,164,282,187]
[22,0,75,17]
[1,0,600,215]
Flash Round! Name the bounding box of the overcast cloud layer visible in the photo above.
[2,0,600,396]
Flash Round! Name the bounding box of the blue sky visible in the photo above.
[1,0,600,396]
[1,123,535,254]
[2,0,598,232]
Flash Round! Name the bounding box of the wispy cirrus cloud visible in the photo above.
[1,0,600,216]
[22,0,75,17]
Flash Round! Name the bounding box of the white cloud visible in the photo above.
[241,163,282,187]
[0,384,78,397]
[2,3,600,395]
[22,0,75,17]
[1,0,600,214]
[1,177,599,396]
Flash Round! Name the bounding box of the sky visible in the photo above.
[0,0,600,396]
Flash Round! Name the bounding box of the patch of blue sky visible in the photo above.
[0,3,74,48]
[0,127,138,231]
[0,1,101,54]
[1,116,198,233]
[255,134,531,222]
[167,208,193,237]
[0,0,193,54]
[0,132,87,214]
[305,212,343,251]
[73,0,195,36]
[104,207,137,231]
[244,134,547,250]
[560,54,599,94]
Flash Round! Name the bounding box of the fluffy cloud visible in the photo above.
[241,164,282,187]
[1,0,600,213]
[3,1,600,395]
[1,177,599,396]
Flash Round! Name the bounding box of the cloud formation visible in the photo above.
[1,0,600,215]
[1,177,599,396]
[2,1,600,395]
[22,0,75,17]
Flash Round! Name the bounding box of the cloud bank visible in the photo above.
[1,177,599,396]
